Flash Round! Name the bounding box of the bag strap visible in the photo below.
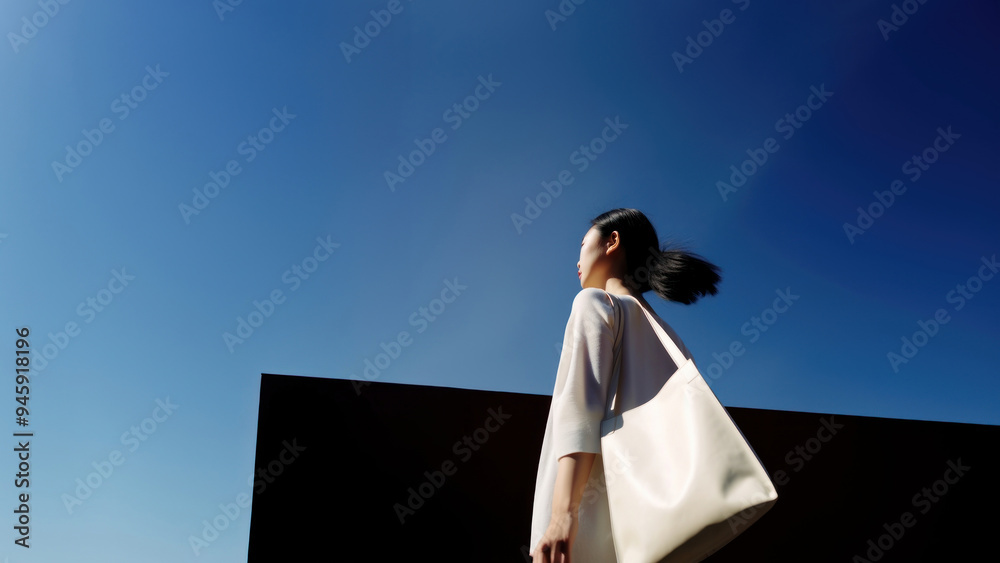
[603,293,695,419]
[629,296,690,370]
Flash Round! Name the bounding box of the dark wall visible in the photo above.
[248,373,999,562]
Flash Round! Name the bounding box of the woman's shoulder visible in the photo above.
[569,288,615,325]
[572,287,613,308]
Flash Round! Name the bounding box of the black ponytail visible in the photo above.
[589,208,721,305]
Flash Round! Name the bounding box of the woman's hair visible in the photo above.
[589,208,721,305]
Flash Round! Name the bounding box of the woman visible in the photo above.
[529,208,721,563]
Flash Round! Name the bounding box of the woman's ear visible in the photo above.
[606,231,621,254]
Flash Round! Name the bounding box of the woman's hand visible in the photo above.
[531,509,579,563]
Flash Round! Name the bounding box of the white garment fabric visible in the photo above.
[529,288,693,561]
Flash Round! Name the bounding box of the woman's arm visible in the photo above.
[552,452,597,513]
[532,291,612,560]
[533,452,598,561]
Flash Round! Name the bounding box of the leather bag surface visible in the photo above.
[599,293,778,562]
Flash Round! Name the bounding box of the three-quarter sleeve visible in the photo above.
[550,288,616,461]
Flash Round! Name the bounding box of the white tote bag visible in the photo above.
[600,294,778,562]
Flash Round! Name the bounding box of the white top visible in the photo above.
[529,288,693,561]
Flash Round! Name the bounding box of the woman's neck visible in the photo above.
[602,278,651,309]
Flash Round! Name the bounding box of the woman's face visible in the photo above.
[578,226,613,288]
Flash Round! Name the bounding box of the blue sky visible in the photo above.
[1,0,998,561]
